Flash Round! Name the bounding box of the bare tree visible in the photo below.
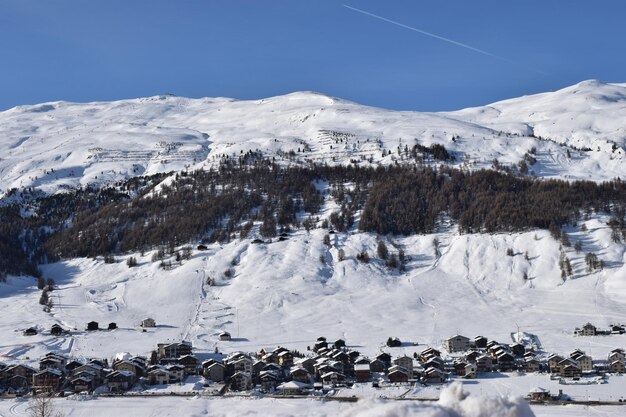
[28,396,64,417]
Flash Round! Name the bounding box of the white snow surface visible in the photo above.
[1,80,625,197]
[0,382,537,417]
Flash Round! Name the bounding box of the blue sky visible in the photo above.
[1,0,625,111]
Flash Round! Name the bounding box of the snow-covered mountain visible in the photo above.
[1,80,625,197]
[0,82,625,414]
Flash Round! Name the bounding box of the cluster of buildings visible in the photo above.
[0,340,196,395]
[0,352,141,395]
[438,334,626,382]
[23,318,158,338]
[2,332,626,396]
[575,322,626,336]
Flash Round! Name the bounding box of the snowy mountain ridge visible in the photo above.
[1,80,625,198]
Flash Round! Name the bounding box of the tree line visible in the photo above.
[0,160,625,278]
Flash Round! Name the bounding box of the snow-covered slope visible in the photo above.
[2,213,624,366]
[449,80,626,151]
[1,80,625,197]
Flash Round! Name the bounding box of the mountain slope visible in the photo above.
[1,80,625,198]
[1,213,624,364]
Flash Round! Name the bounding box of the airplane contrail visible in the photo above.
[343,4,548,75]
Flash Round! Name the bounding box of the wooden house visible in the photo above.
[295,357,316,374]
[524,358,541,373]
[330,350,349,365]
[167,364,185,382]
[219,331,231,341]
[39,356,65,372]
[87,321,99,331]
[578,323,597,336]
[556,358,582,378]
[259,371,279,391]
[262,362,283,375]
[106,370,135,392]
[277,351,294,367]
[290,367,311,383]
[496,352,516,371]
[461,362,477,379]
[204,362,226,382]
[177,355,198,375]
[510,343,525,356]
[231,356,253,374]
[23,327,37,336]
[69,376,94,393]
[32,369,63,393]
[388,368,409,383]
[609,349,625,363]
[157,341,193,359]
[423,356,444,371]
[465,351,481,363]
[547,354,564,373]
[113,359,141,376]
[444,335,471,353]
[229,371,252,391]
[454,361,476,378]
[570,351,593,373]
[419,347,441,360]
[5,364,36,380]
[354,364,371,382]
[313,338,328,352]
[375,352,392,368]
[422,367,446,384]
[392,355,413,374]
[147,368,171,385]
[369,359,385,373]
[6,375,29,390]
[320,371,344,385]
[528,387,550,401]
[476,355,493,372]
[609,360,625,374]
[141,318,156,328]
[473,336,488,349]
[50,324,64,336]
[251,359,268,377]
[73,363,103,384]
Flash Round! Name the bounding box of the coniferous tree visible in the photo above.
[377,240,389,260]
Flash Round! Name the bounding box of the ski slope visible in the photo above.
[1,213,624,368]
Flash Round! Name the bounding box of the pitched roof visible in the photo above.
[277,381,311,390]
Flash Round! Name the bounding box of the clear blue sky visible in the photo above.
[2,0,625,111]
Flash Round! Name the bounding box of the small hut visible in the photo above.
[51,324,64,336]
[141,318,156,328]
[23,327,38,336]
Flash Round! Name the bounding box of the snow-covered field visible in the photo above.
[0,80,625,197]
[0,388,622,417]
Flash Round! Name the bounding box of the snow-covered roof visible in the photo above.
[277,381,311,390]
